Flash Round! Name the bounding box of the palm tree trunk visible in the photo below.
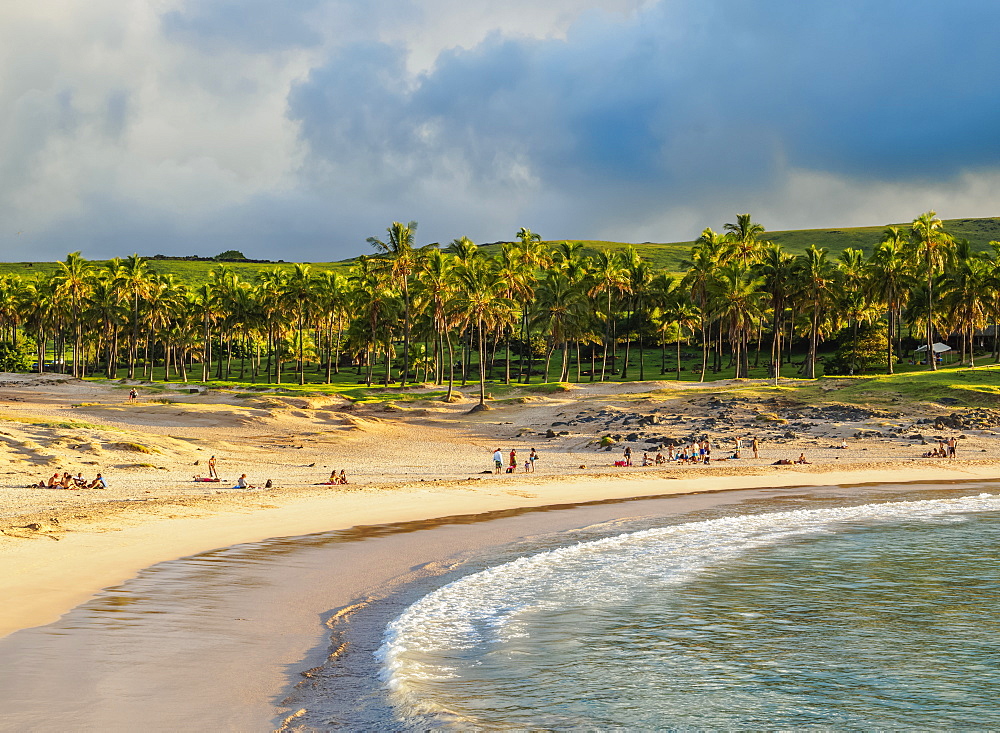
[478,318,487,406]
[807,308,819,379]
[298,311,306,385]
[638,332,645,381]
[699,319,708,382]
[504,338,511,385]
[399,279,411,386]
[927,264,937,371]
[445,331,455,401]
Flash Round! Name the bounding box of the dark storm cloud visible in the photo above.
[290,0,1000,213]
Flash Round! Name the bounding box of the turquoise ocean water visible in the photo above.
[378,494,1000,729]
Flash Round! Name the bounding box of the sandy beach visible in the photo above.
[4,372,1000,641]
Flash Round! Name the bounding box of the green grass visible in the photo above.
[0,259,351,285]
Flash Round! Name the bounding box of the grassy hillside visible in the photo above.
[487,217,1000,272]
[0,258,352,285]
[2,217,998,283]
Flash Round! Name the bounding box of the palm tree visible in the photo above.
[724,213,768,266]
[314,271,349,382]
[368,221,419,385]
[794,245,839,379]
[114,254,153,378]
[619,250,653,380]
[682,233,725,381]
[511,228,547,382]
[586,250,628,382]
[54,252,92,377]
[454,257,516,407]
[868,227,914,373]
[910,211,953,370]
[709,264,765,378]
[756,244,795,381]
[415,248,460,399]
[534,270,590,382]
[282,263,315,385]
[350,256,398,387]
[941,241,993,366]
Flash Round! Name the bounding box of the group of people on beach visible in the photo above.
[36,471,106,489]
[619,436,761,468]
[922,437,958,459]
[492,447,538,474]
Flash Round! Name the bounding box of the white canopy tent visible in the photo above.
[915,342,952,353]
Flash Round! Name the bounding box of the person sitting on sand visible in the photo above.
[329,470,338,484]
[233,473,254,489]
[655,452,665,465]
[642,452,652,467]
[73,472,86,487]
[87,473,107,489]
[795,453,811,464]
[59,472,75,489]
[338,470,348,485]
[45,472,60,488]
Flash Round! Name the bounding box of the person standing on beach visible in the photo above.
[752,437,759,459]
[128,388,137,402]
[208,455,218,479]
[493,448,503,474]
[528,448,537,471]
[624,446,632,466]
[948,437,957,459]
[735,437,742,459]
[509,448,517,471]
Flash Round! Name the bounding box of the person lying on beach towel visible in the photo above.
[193,475,222,482]
[772,459,793,465]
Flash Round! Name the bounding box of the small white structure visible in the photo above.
[915,342,952,354]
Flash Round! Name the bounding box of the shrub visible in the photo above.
[0,336,36,372]
[825,322,891,375]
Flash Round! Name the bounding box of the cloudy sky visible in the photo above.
[1,0,998,261]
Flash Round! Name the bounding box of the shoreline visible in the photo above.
[4,461,1000,640]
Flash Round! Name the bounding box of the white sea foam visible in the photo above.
[376,493,1000,720]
